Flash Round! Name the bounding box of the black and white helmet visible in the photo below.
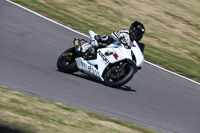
[129,21,145,41]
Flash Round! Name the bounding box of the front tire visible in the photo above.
[103,63,135,88]
[57,47,78,73]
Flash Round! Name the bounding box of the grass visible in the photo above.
[0,87,162,133]
[2,1,198,132]
[11,0,200,82]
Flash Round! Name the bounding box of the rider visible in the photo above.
[81,20,146,54]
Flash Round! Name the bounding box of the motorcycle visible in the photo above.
[57,30,144,87]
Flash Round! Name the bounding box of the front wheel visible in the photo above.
[103,63,135,88]
[57,47,78,73]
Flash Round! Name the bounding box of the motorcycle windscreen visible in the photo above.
[131,41,144,67]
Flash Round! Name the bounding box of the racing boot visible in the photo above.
[81,40,98,53]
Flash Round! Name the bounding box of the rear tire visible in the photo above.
[103,64,135,88]
[57,47,78,73]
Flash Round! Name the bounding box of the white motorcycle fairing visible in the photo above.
[57,30,144,87]
[75,30,144,81]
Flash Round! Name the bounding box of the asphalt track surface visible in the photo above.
[1,1,200,133]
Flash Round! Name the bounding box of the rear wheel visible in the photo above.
[57,47,78,73]
[103,62,135,87]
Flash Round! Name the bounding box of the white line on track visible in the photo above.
[6,0,200,86]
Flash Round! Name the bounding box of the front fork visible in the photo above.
[106,61,128,80]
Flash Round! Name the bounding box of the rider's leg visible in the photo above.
[81,35,114,53]
[81,40,98,53]
[98,35,114,45]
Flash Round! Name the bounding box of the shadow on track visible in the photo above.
[117,86,137,92]
[71,73,137,92]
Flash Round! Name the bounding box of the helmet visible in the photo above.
[129,21,145,41]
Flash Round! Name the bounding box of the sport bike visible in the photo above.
[57,30,144,87]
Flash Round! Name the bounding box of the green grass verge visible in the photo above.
[0,87,162,133]
[11,0,200,82]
